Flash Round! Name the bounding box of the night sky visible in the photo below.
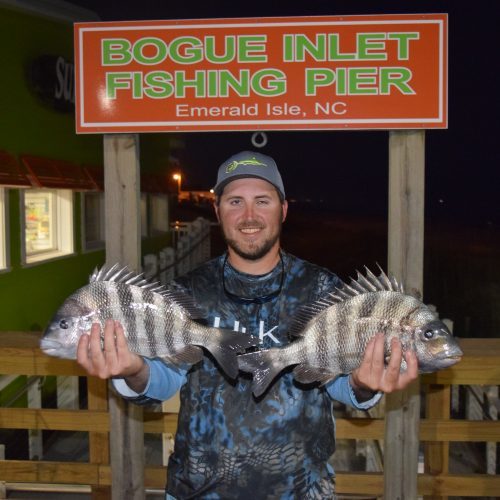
[67,0,499,226]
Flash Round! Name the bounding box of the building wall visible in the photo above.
[0,3,176,331]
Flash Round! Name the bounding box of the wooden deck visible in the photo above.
[0,333,499,498]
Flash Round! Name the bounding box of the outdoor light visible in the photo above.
[172,173,181,193]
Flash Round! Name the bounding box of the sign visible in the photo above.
[74,14,447,133]
[27,55,75,113]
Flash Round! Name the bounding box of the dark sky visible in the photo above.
[67,0,499,226]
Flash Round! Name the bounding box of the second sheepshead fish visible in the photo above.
[238,268,463,396]
[41,264,257,379]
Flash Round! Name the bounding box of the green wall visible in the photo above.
[0,7,102,162]
[0,6,175,332]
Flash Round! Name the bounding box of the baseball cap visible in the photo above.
[213,151,285,200]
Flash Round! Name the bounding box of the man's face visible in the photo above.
[215,178,288,261]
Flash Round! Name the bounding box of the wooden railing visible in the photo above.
[1,332,499,498]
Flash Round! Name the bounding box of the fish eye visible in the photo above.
[423,329,435,340]
[59,319,69,329]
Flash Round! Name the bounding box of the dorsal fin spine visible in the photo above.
[90,264,165,293]
[364,266,385,291]
[356,270,378,292]
[89,264,206,319]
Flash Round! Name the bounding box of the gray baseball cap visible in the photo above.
[213,151,285,200]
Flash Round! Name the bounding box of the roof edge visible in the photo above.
[0,0,100,23]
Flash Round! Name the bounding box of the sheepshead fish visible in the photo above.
[41,264,257,379]
[238,268,463,396]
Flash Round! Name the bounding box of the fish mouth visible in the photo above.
[40,338,65,357]
[448,355,463,367]
[40,338,62,349]
[42,348,62,357]
[439,355,462,366]
[419,355,462,373]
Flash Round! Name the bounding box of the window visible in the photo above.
[23,189,74,264]
[82,192,105,251]
[0,188,7,270]
[150,194,169,235]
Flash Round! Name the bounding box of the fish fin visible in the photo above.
[237,348,287,397]
[355,269,379,292]
[293,364,336,386]
[204,329,259,380]
[373,265,405,293]
[161,286,206,319]
[90,264,206,319]
[346,267,405,295]
[289,266,406,339]
[169,345,205,366]
[90,264,165,292]
[288,296,339,338]
[364,266,387,291]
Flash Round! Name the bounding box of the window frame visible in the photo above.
[81,191,105,252]
[21,188,75,265]
[0,188,9,271]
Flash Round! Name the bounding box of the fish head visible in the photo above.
[413,319,463,372]
[40,296,97,359]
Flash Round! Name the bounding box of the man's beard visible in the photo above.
[220,218,282,261]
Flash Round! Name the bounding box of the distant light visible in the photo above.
[209,189,214,193]
[438,199,444,204]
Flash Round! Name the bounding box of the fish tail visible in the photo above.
[205,328,258,380]
[237,348,287,397]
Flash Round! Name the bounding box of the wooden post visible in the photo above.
[27,377,42,460]
[384,130,425,499]
[424,383,450,500]
[88,377,111,500]
[103,134,145,500]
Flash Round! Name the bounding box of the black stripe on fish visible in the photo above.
[142,288,160,357]
[115,282,140,353]
[400,304,427,327]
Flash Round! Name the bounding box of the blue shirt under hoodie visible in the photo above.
[113,251,381,499]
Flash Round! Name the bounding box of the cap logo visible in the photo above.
[225,156,267,173]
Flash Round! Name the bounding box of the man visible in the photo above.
[77,151,418,499]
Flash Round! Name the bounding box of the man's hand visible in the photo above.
[350,333,419,398]
[77,320,149,392]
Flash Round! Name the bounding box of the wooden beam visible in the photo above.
[3,463,500,497]
[0,461,108,485]
[385,129,425,500]
[4,407,499,444]
[0,333,85,376]
[103,133,145,500]
[0,408,109,431]
[336,417,500,442]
